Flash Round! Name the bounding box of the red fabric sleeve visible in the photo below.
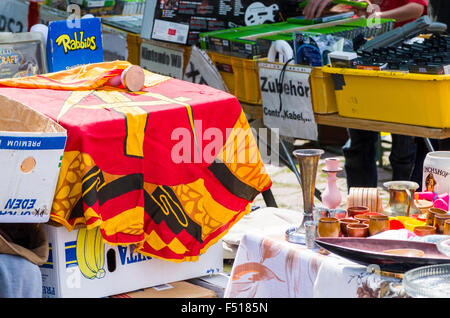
[381,0,428,27]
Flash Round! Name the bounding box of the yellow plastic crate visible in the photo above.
[206,51,265,105]
[310,67,338,114]
[322,66,450,128]
[127,32,142,66]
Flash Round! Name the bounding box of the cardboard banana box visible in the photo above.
[0,95,66,223]
[40,224,223,298]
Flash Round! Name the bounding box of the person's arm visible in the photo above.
[368,2,425,22]
[302,0,334,19]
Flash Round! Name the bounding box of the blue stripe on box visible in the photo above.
[40,243,53,269]
[0,136,66,150]
[65,241,77,268]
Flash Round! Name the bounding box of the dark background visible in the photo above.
[428,0,450,26]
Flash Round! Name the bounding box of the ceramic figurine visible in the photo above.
[321,158,343,210]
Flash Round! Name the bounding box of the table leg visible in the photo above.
[262,189,278,207]
[423,137,435,152]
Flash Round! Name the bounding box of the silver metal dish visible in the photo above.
[285,226,306,245]
[403,264,450,298]
[437,237,450,257]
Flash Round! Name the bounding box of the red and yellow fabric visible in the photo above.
[0,61,271,262]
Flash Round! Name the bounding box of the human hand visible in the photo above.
[302,0,334,20]
[354,0,374,17]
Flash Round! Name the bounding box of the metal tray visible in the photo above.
[315,237,450,273]
[403,264,450,298]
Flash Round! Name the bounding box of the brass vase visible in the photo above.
[293,149,324,235]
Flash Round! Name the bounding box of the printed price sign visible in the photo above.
[259,61,318,140]
[140,39,184,79]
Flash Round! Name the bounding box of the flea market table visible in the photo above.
[224,230,405,298]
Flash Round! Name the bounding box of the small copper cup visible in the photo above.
[355,214,371,223]
[318,217,340,238]
[339,218,360,237]
[444,220,450,235]
[368,215,390,236]
[347,223,369,237]
[347,206,369,218]
[413,225,436,237]
[433,214,450,234]
[426,207,448,226]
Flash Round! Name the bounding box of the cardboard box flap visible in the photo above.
[0,94,65,133]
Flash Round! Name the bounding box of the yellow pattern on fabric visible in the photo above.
[0,61,170,91]
[143,231,189,254]
[51,151,96,229]
[93,90,148,158]
[171,179,240,240]
[101,206,144,237]
[217,110,270,192]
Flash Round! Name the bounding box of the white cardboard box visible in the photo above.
[0,95,67,223]
[40,224,224,298]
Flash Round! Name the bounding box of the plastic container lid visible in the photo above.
[328,51,358,60]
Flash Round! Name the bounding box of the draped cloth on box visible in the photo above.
[0,61,272,262]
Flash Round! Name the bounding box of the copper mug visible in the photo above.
[339,218,360,237]
[355,214,371,223]
[444,219,450,235]
[347,223,369,237]
[426,208,448,226]
[434,214,450,234]
[368,215,390,236]
[414,225,436,237]
[318,217,340,238]
[347,206,369,218]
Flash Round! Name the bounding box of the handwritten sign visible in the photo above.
[259,61,317,140]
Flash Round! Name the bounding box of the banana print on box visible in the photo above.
[76,227,105,279]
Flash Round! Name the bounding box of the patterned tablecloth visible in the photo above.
[0,61,272,262]
[224,231,405,298]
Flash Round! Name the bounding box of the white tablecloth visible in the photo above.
[224,231,404,298]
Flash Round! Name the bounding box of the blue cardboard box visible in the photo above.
[47,17,104,72]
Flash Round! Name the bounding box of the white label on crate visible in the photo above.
[151,19,189,45]
[259,62,317,140]
[444,65,450,75]
[87,1,105,7]
[0,0,29,33]
[140,41,184,79]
